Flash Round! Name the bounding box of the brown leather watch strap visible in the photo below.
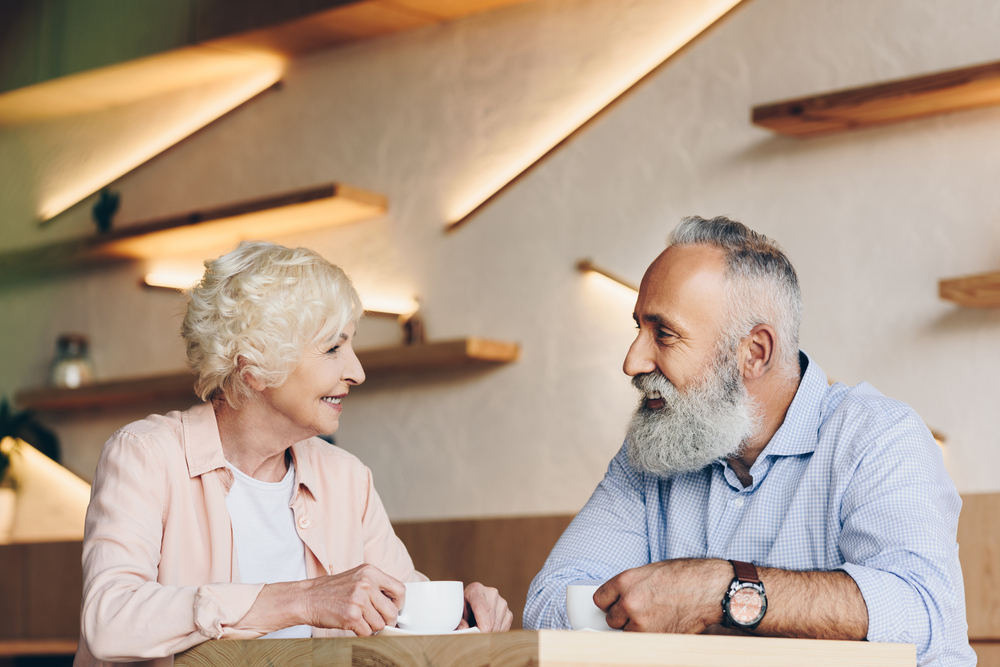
[729,560,761,583]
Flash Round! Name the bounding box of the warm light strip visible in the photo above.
[577,258,639,293]
[0,47,284,126]
[143,269,202,290]
[37,61,284,222]
[142,268,419,318]
[361,295,420,318]
[444,0,743,229]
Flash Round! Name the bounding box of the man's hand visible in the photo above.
[456,582,513,632]
[301,564,406,636]
[594,558,731,633]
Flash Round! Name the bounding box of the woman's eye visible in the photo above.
[326,346,340,355]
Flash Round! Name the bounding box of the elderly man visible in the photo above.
[524,217,973,666]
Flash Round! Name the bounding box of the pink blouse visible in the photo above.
[75,402,425,667]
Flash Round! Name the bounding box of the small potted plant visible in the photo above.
[0,398,60,541]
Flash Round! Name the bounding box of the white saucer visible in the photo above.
[378,626,481,637]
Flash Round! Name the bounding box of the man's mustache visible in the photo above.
[632,370,674,394]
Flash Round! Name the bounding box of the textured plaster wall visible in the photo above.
[2,0,1000,519]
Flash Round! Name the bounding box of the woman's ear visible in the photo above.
[740,324,777,381]
[238,356,267,392]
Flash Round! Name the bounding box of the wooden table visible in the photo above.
[175,629,914,667]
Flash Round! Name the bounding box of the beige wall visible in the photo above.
[2,0,999,520]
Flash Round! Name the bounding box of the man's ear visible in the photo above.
[238,356,267,392]
[740,324,777,381]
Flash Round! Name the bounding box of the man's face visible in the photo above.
[624,244,730,390]
[623,245,760,476]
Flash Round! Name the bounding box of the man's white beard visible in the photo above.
[626,347,762,478]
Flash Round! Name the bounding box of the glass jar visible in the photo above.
[49,333,96,388]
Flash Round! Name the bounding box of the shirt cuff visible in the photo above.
[194,583,267,640]
[838,562,916,645]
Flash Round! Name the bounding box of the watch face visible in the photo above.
[728,585,764,625]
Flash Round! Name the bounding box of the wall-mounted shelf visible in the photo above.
[0,639,78,657]
[16,372,198,412]
[1,0,541,125]
[753,59,1000,138]
[0,182,386,280]
[15,338,521,412]
[939,271,1000,307]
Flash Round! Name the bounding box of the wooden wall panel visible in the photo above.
[0,542,82,643]
[0,498,991,658]
[0,499,991,642]
[25,542,84,639]
[972,642,1000,667]
[392,515,574,629]
[958,493,1000,640]
[0,544,25,640]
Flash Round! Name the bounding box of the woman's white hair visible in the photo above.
[182,241,363,408]
[669,216,803,380]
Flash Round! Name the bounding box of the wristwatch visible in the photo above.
[721,560,767,630]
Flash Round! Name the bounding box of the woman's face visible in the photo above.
[260,322,365,440]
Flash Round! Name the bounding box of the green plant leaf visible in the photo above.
[0,396,61,463]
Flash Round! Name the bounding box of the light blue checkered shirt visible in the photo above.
[525,352,974,667]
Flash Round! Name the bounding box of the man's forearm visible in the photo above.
[596,558,868,640]
[751,567,868,640]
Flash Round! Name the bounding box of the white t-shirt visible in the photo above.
[225,459,311,639]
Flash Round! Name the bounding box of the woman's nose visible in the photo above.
[343,348,366,385]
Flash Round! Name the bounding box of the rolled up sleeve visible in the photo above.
[837,413,966,666]
[79,428,264,663]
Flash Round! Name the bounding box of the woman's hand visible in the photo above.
[457,582,513,632]
[301,564,406,636]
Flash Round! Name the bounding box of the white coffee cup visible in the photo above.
[395,581,465,634]
[566,582,619,632]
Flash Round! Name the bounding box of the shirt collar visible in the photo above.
[289,441,319,497]
[182,402,319,497]
[755,350,828,458]
[183,402,228,478]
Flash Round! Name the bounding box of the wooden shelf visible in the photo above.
[0,0,540,125]
[0,639,78,657]
[358,337,520,373]
[15,338,520,412]
[0,182,386,280]
[939,271,1000,307]
[753,59,1000,137]
[16,372,199,412]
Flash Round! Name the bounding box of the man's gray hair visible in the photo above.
[669,216,802,378]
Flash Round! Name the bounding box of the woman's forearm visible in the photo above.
[232,581,309,634]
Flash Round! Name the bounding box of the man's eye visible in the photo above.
[656,330,675,340]
[326,346,340,355]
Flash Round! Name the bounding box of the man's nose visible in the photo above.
[623,335,656,377]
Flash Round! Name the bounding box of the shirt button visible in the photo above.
[298,516,311,529]
[734,497,745,508]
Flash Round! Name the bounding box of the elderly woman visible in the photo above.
[75,242,512,667]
